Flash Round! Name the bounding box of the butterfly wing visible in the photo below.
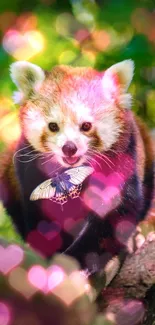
[68,184,82,199]
[30,166,94,204]
[51,182,68,205]
[64,166,94,185]
[63,166,93,200]
[30,179,56,201]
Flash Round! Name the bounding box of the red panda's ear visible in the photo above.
[103,60,134,92]
[102,60,134,108]
[10,61,45,104]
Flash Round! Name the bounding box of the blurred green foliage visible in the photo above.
[0,0,154,245]
[0,2,154,323]
[0,0,154,124]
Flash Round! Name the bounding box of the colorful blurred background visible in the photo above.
[0,0,155,241]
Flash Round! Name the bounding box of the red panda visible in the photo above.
[0,60,154,278]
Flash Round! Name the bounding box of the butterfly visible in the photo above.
[30,166,94,208]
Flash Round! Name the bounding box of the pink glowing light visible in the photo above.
[28,265,47,293]
[63,218,84,237]
[50,269,92,306]
[75,29,90,42]
[0,245,24,275]
[27,229,63,258]
[28,264,65,294]
[117,300,145,325]
[83,173,122,218]
[3,28,44,60]
[48,265,65,291]
[115,220,136,245]
[0,302,11,325]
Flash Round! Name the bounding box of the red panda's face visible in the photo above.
[11,61,134,167]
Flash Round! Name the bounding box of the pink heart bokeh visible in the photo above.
[2,29,44,60]
[27,264,92,305]
[28,264,65,294]
[0,302,10,325]
[0,245,24,275]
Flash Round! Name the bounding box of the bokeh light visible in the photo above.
[59,50,77,64]
[3,29,45,61]
[56,12,81,38]
[91,30,110,51]
[0,1,155,323]
[0,112,21,144]
[0,12,16,33]
[131,8,155,44]
[15,13,38,32]
[28,265,47,293]
[9,267,38,299]
[0,302,11,325]
[48,265,65,291]
[71,0,96,29]
[0,244,24,275]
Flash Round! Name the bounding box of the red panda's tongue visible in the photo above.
[63,156,79,165]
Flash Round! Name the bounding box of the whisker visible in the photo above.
[48,165,63,177]
[100,152,115,167]
[41,155,54,166]
[88,147,115,166]
[86,155,102,170]
[16,154,44,163]
[85,157,94,169]
[88,150,105,162]
[39,152,54,160]
[87,149,114,171]
[13,144,33,164]
[107,148,117,154]
[17,149,41,157]
[88,147,114,166]
[13,142,55,166]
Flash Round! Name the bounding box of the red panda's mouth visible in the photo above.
[62,156,81,165]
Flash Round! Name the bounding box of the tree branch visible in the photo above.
[99,233,155,325]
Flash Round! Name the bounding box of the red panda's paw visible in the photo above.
[134,230,155,256]
[134,226,145,251]
[135,230,155,251]
[126,227,145,254]
[145,231,155,242]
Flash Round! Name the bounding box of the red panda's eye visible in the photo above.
[81,122,92,132]
[48,122,59,132]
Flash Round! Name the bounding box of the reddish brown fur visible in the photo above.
[1,63,154,224]
[0,143,20,200]
[88,129,103,150]
[40,130,49,151]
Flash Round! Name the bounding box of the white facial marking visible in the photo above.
[23,107,46,151]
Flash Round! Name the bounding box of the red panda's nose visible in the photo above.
[62,141,77,157]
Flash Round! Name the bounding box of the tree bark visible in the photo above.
[99,232,155,325]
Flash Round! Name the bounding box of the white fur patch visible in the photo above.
[118,93,133,109]
[23,107,46,152]
[95,107,122,151]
